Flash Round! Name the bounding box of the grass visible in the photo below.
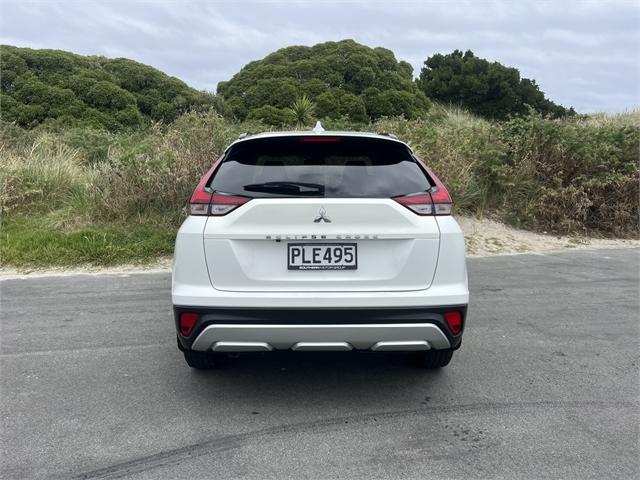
[1,108,638,269]
[0,215,174,268]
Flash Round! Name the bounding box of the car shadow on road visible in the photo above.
[179,351,449,408]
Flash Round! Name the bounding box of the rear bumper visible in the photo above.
[174,306,467,352]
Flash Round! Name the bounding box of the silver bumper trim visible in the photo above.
[292,342,353,351]
[371,340,430,351]
[191,323,451,352]
[212,341,272,352]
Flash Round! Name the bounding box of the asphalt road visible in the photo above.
[1,249,638,480]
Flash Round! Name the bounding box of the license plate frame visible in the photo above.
[287,243,358,271]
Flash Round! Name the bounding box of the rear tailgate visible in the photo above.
[203,198,440,292]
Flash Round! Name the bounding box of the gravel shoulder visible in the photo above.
[458,216,639,257]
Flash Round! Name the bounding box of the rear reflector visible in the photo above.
[444,311,463,335]
[179,313,198,336]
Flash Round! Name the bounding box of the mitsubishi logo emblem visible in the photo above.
[314,206,332,223]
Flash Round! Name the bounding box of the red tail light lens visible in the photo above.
[393,187,453,215]
[189,158,251,216]
[394,193,435,215]
[300,137,339,143]
[179,312,198,336]
[209,193,250,215]
[190,189,212,215]
[444,311,463,335]
[429,186,453,215]
[190,192,250,216]
[397,163,453,216]
[190,160,219,216]
[423,165,452,215]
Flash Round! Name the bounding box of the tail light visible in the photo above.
[394,193,435,215]
[190,160,217,215]
[190,192,250,216]
[394,165,452,216]
[444,311,463,335]
[394,188,452,216]
[179,312,198,336]
[209,193,250,215]
[189,158,251,216]
[190,188,213,215]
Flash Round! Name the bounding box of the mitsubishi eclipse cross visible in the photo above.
[172,123,469,369]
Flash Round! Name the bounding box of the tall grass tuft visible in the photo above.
[1,134,98,215]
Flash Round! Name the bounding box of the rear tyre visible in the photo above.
[183,350,219,370]
[415,349,454,369]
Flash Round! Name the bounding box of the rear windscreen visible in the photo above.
[210,137,431,198]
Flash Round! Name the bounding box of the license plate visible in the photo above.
[288,243,357,270]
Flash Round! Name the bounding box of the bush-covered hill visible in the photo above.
[0,45,222,130]
[217,39,431,124]
[1,42,576,130]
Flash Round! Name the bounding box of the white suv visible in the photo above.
[172,124,468,369]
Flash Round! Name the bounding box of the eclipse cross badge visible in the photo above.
[314,206,332,223]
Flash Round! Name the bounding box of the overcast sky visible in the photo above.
[2,0,639,113]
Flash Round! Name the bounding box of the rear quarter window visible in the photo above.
[210,137,430,198]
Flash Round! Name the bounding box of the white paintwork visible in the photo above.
[172,214,468,308]
[202,198,440,292]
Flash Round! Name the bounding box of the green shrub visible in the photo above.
[375,108,638,236]
[498,114,639,235]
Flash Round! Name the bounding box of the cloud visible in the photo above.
[1,0,638,112]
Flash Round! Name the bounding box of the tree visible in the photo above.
[417,50,573,119]
[218,39,430,122]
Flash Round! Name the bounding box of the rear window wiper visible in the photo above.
[242,181,325,196]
